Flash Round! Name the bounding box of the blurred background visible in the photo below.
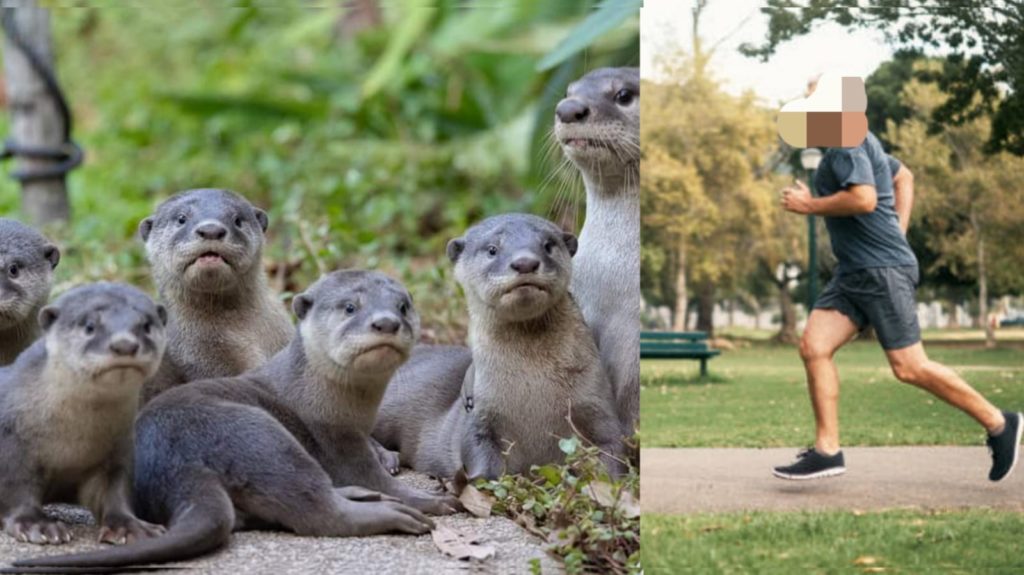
[0,1,639,343]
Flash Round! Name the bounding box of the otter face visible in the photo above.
[554,67,640,176]
[293,270,420,378]
[0,219,59,330]
[39,283,167,392]
[448,213,577,323]
[140,189,269,295]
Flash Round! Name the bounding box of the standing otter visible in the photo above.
[9,271,446,571]
[0,218,60,365]
[555,67,641,436]
[0,283,167,546]
[139,188,293,402]
[375,214,624,479]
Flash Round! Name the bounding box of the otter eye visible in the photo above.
[176,214,188,226]
[7,264,18,278]
[398,302,409,316]
[487,245,498,257]
[142,321,152,335]
[614,88,634,106]
[344,302,357,315]
[543,240,555,254]
[84,321,96,335]
[234,216,244,228]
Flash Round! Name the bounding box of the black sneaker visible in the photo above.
[772,448,846,480]
[988,411,1022,482]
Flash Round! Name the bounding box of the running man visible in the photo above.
[773,118,1021,482]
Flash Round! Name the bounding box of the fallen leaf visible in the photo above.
[853,556,878,566]
[460,484,495,518]
[863,568,886,573]
[431,525,496,561]
[582,481,640,519]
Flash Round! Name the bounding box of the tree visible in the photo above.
[743,1,1024,155]
[887,70,1024,347]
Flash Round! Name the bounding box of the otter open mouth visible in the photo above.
[561,138,611,151]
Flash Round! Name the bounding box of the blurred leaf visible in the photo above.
[536,0,640,71]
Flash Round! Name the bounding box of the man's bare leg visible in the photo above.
[798,309,861,455]
[886,342,1005,433]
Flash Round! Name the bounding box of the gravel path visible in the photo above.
[0,473,560,574]
[641,446,1024,514]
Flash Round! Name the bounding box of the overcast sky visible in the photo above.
[640,0,894,107]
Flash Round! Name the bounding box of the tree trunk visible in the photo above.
[671,245,688,331]
[2,0,70,225]
[946,299,959,329]
[977,236,995,348]
[774,280,798,344]
[695,281,714,336]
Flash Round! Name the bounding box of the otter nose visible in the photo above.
[371,315,400,335]
[556,99,589,123]
[195,221,228,241]
[109,338,140,357]
[510,256,540,274]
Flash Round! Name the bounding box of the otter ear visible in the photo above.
[156,305,168,327]
[139,217,155,242]
[254,209,269,233]
[42,244,60,269]
[38,306,59,331]
[446,238,466,263]
[561,232,578,257]
[292,294,312,321]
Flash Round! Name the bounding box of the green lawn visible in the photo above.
[641,342,1024,448]
[643,510,1024,574]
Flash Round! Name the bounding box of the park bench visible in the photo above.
[640,331,721,377]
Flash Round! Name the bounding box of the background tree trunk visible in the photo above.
[2,0,70,225]
[672,245,688,331]
[695,281,714,336]
[774,280,798,344]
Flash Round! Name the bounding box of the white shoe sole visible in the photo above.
[993,412,1023,482]
[772,466,846,480]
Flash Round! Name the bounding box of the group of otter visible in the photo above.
[0,67,639,571]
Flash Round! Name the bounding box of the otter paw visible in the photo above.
[99,516,166,545]
[335,486,400,503]
[374,446,402,475]
[7,517,72,545]
[413,493,463,516]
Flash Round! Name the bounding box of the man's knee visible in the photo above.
[799,335,832,363]
[891,360,925,385]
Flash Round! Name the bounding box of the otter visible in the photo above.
[9,271,449,571]
[375,214,624,480]
[0,218,60,366]
[139,188,293,403]
[0,283,167,547]
[555,67,641,437]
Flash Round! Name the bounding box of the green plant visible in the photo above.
[476,437,640,574]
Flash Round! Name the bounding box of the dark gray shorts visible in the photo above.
[814,266,921,350]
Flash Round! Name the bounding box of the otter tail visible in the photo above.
[6,488,233,573]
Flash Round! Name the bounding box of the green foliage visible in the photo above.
[477,438,640,575]
[742,0,1024,155]
[0,3,637,340]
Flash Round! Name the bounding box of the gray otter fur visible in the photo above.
[11,270,448,571]
[0,283,167,546]
[139,188,293,402]
[0,219,59,365]
[376,214,624,479]
[555,67,641,436]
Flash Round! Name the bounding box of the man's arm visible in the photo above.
[780,179,876,216]
[891,164,914,234]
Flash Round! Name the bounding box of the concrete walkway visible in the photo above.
[0,473,559,575]
[641,446,1024,514]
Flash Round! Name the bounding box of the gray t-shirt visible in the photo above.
[812,131,918,276]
